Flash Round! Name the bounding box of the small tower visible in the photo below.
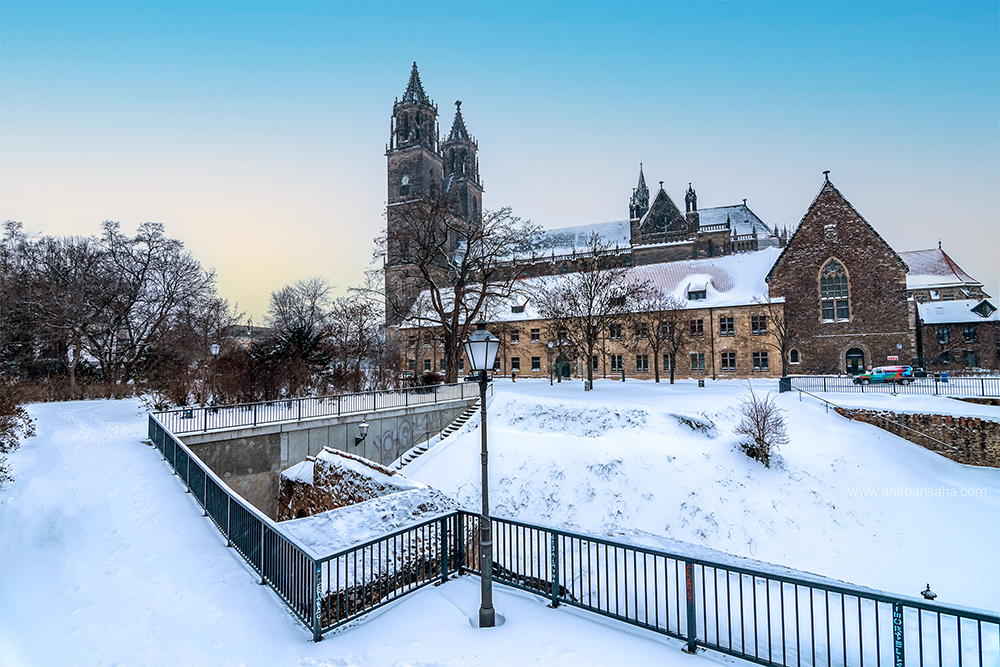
[629,164,650,223]
[685,183,697,213]
[441,100,483,221]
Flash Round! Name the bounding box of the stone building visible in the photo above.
[765,175,913,375]
[385,65,992,379]
[402,249,785,381]
[915,299,999,371]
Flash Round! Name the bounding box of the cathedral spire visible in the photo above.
[448,100,470,141]
[401,62,429,104]
[629,163,650,222]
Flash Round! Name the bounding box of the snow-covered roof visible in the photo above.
[697,204,776,238]
[917,299,999,324]
[531,220,631,256]
[899,249,981,290]
[403,246,783,325]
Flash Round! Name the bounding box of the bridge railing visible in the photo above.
[153,382,480,434]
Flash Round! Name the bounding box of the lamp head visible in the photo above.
[463,323,500,373]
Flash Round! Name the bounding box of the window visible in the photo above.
[721,352,736,372]
[592,356,599,371]
[751,315,767,336]
[440,359,446,371]
[662,354,670,371]
[511,304,525,314]
[938,328,950,345]
[688,290,707,300]
[819,259,850,322]
[408,358,416,371]
[790,349,800,364]
[510,331,520,344]
[610,355,624,372]
[458,359,464,372]
[424,359,431,372]
[608,323,622,340]
[940,351,950,364]
[408,335,416,347]
[636,323,649,339]
[965,351,977,367]
[719,317,735,336]
[690,319,704,337]
[530,329,540,343]
[690,352,705,372]
[963,326,975,343]
[942,294,955,301]
[422,334,431,347]
[661,322,675,338]
[531,356,541,371]
[752,352,769,371]
[511,357,520,371]
[636,355,649,372]
[557,327,569,341]
[609,296,626,307]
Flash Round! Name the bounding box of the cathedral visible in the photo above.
[386,64,997,379]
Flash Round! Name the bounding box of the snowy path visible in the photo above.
[0,399,728,667]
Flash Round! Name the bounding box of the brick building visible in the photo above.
[765,176,913,375]
[916,299,999,371]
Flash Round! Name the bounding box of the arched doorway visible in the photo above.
[555,355,572,378]
[846,348,865,374]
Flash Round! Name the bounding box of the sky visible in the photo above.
[2,1,997,322]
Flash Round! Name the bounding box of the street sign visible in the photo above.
[887,355,899,361]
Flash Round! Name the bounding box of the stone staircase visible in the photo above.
[394,398,480,470]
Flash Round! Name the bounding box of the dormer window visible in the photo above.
[688,290,707,301]
[511,304,525,314]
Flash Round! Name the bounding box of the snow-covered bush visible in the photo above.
[733,385,788,468]
[0,382,36,487]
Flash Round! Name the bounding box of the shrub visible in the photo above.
[0,382,36,488]
[733,385,788,468]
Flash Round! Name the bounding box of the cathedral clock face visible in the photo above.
[401,174,409,186]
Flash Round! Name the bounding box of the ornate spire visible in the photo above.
[448,100,470,141]
[685,182,697,213]
[636,163,647,194]
[401,62,429,104]
[629,163,650,221]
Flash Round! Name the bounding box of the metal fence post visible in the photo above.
[549,532,560,608]
[298,398,301,422]
[260,522,266,585]
[892,602,904,667]
[440,516,449,584]
[312,560,323,642]
[203,407,208,432]
[226,495,232,547]
[457,512,465,575]
[684,561,697,653]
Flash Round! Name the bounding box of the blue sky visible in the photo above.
[2,1,997,319]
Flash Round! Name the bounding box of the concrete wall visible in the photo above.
[181,399,474,519]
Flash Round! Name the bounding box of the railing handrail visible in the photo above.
[152,383,472,419]
[461,509,999,623]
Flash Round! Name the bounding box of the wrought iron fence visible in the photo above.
[154,382,479,434]
[785,375,1000,398]
[148,414,999,660]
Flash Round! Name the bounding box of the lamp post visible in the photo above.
[209,342,220,405]
[463,322,500,628]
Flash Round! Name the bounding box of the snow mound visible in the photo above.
[279,487,460,555]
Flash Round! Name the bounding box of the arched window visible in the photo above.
[819,259,850,322]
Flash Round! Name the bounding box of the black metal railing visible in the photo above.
[785,375,1000,398]
[148,414,999,661]
[458,512,999,667]
[154,383,480,434]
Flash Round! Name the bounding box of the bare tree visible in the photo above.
[265,277,334,397]
[532,233,646,390]
[328,295,383,392]
[375,193,540,383]
[733,384,788,468]
[624,289,688,383]
[752,296,794,376]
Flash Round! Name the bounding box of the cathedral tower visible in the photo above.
[629,164,650,223]
[441,100,483,222]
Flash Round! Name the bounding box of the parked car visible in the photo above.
[853,365,915,385]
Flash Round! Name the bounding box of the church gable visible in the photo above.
[633,185,688,243]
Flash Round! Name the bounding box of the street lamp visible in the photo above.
[209,342,220,405]
[463,322,500,628]
[355,420,369,446]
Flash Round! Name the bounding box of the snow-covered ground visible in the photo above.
[1,380,997,666]
[405,379,1000,611]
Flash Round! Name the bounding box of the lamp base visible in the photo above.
[469,612,505,628]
